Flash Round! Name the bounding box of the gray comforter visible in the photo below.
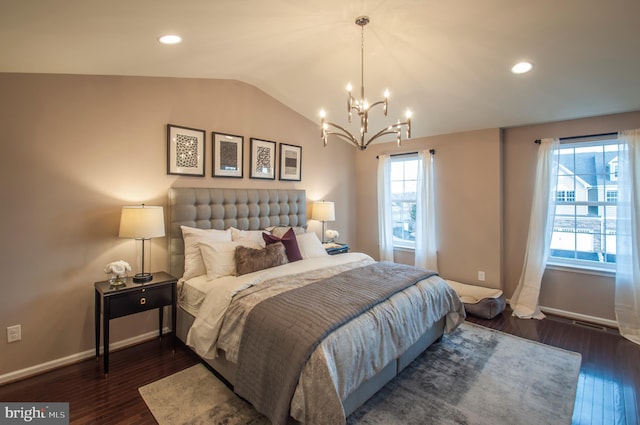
[208,254,464,424]
[234,262,437,425]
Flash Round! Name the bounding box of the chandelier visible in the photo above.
[320,16,412,150]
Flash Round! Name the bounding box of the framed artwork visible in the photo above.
[167,124,205,176]
[250,138,276,180]
[279,143,302,181]
[212,132,243,178]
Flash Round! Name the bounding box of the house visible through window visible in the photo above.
[556,190,576,202]
[549,138,619,269]
[390,154,418,248]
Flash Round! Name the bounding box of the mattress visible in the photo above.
[177,275,215,317]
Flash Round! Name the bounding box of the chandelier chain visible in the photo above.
[360,22,365,101]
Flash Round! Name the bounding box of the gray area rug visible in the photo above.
[139,322,581,425]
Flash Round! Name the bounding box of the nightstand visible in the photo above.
[324,243,349,255]
[94,271,177,374]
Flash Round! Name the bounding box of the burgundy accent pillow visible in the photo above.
[263,227,303,262]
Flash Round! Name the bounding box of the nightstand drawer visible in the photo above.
[108,285,172,318]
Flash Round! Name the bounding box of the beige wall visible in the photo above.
[503,111,640,321]
[355,110,640,324]
[0,73,356,378]
[354,128,503,289]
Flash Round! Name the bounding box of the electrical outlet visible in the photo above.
[7,325,21,343]
[478,271,486,281]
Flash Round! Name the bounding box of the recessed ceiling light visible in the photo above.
[511,61,533,74]
[158,35,182,45]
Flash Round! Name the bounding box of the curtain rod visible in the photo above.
[534,132,617,144]
[376,149,435,159]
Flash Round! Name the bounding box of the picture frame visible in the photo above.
[249,138,277,180]
[279,143,302,181]
[212,132,244,178]
[167,124,205,176]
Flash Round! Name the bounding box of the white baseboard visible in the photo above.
[505,298,618,329]
[539,306,618,329]
[0,327,171,385]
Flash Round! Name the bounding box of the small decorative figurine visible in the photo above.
[104,260,131,287]
[325,229,339,243]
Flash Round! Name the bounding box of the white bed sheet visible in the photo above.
[177,274,216,317]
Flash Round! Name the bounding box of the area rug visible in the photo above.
[139,322,581,425]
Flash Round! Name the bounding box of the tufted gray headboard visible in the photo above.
[168,187,306,278]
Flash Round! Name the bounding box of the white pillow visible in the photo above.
[181,226,232,279]
[199,240,262,279]
[296,232,329,259]
[229,227,267,247]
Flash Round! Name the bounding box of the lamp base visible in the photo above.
[132,273,153,283]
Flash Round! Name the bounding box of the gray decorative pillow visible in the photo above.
[267,226,307,237]
[235,242,288,276]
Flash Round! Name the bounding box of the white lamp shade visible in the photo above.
[119,206,165,239]
[312,201,335,222]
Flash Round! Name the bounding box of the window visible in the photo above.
[390,154,418,248]
[556,190,575,202]
[549,138,619,269]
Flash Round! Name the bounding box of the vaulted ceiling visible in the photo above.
[2,0,640,140]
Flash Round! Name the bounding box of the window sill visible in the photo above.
[393,245,415,253]
[546,261,615,278]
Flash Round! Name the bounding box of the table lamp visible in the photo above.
[118,205,165,283]
[312,201,335,243]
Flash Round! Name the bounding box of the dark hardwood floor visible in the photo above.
[1,309,638,424]
[0,337,200,425]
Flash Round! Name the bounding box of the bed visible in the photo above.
[168,187,465,425]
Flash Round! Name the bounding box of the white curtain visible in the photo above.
[377,154,394,262]
[511,138,559,319]
[415,150,438,272]
[615,129,640,345]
